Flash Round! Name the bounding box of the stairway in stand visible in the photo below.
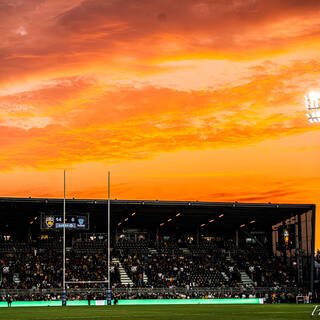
[112,257,134,287]
[240,271,254,286]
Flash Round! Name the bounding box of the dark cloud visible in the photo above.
[55,0,320,45]
[1,0,320,84]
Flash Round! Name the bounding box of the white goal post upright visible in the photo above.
[107,171,112,305]
[62,170,67,306]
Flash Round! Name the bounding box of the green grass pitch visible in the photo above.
[0,304,315,320]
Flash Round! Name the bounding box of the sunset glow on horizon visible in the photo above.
[1,0,320,247]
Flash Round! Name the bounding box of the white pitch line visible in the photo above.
[232,311,308,314]
[34,316,121,320]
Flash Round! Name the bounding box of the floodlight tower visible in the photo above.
[305,91,320,122]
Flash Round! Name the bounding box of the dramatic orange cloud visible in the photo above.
[0,0,320,247]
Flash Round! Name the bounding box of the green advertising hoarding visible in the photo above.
[0,298,263,307]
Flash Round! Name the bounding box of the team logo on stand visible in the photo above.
[77,218,84,227]
[45,216,54,228]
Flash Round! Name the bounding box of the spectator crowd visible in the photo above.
[0,237,307,302]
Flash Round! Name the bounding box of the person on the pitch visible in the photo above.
[114,294,119,305]
[6,295,12,307]
[87,292,92,306]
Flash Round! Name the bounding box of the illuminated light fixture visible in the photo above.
[200,223,205,227]
[124,218,128,222]
[209,219,214,223]
[240,224,245,228]
[219,214,224,218]
[176,213,181,217]
[118,222,122,226]
[250,220,255,224]
[167,218,172,222]
[30,221,33,224]
[160,223,164,227]
[131,212,136,216]
[34,217,38,220]
[305,91,320,123]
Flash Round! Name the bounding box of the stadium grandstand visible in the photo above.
[0,197,316,305]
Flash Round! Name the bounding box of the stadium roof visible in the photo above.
[0,197,315,234]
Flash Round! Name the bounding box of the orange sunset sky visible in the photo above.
[0,0,320,247]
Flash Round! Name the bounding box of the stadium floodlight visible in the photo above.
[305,91,320,123]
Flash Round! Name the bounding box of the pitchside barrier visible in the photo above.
[0,298,264,307]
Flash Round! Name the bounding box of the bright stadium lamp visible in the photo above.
[305,91,320,123]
